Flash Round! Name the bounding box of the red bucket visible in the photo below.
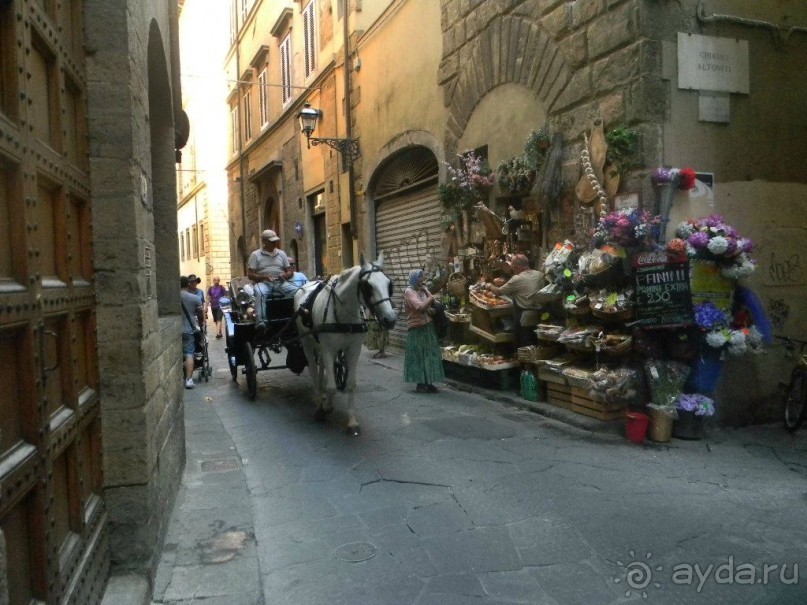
[625,412,650,444]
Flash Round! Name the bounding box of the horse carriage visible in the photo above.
[222,254,397,435]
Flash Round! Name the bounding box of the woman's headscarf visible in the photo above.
[408,269,424,289]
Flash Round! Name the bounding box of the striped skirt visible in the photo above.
[403,323,445,384]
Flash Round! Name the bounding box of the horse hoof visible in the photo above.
[314,409,327,422]
[346,426,361,437]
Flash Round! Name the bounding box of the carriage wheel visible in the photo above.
[203,356,211,382]
[334,350,348,392]
[226,335,238,381]
[244,342,258,400]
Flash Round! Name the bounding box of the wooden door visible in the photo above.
[0,1,108,603]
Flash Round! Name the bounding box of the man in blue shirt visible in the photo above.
[287,257,309,289]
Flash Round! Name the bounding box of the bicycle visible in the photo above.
[776,336,807,433]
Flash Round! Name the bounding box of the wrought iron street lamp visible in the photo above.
[298,102,360,166]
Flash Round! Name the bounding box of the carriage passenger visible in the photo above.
[247,230,297,331]
[287,257,309,288]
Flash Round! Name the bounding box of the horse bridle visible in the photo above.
[358,263,393,316]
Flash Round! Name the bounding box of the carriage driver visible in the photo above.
[247,229,297,332]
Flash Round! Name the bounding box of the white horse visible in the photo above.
[294,253,397,435]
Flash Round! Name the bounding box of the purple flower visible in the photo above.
[694,301,728,330]
[652,167,672,184]
[688,231,710,249]
[675,393,715,416]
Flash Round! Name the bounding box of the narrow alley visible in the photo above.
[147,341,807,605]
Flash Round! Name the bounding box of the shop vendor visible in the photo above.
[483,253,545,347]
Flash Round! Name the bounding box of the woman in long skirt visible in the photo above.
[403,269,445,393]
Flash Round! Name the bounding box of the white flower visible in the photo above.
[747,326,764,350]
[707,235,729,255]
[727,341,748,356]
[706,330,728,348]
[676,221,695,238]
[721,253,756,280]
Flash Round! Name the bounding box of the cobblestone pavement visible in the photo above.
[149,338,807,605]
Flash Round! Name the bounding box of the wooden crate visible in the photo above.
[546,382,573,410]
[569,386,625,421]
[537,368,567,385]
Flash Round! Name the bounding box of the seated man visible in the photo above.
[247,230,297,329]
[287,257,309,288]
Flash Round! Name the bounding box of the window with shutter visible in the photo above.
[243,90,252,141]
[230,105,238,155]
[280,35,292,105]
[303,0,317,80]
[258,68,268,128]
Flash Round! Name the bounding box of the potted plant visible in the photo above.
[672,393,715,439]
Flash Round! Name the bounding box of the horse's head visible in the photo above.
[358,252,397,329]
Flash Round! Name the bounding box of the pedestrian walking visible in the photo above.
[206,276,227,339]
[180,276,203,389]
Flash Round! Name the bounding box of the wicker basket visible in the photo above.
[564,304,591,319]
[517,346,536,362]
[446,273,468,299]
[535,325,564,341]
[533,344,562,360]
[535,290,563,304]
[590,305,634,322]
[601,336,634,357]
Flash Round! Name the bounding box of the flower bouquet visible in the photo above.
[439,151,495,212]
[592,208,662,251]
[675,215,756,280]
[672,393,714,439]
[674,393,715,417]
[693,301,764,357]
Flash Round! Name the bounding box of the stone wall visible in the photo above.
[438,0,655,237]
[85,0,186,577]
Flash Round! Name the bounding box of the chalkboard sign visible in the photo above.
[633,251,694,328]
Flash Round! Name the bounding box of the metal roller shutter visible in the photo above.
[375,188,442,351]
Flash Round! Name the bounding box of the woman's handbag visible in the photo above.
[431,301,449,339]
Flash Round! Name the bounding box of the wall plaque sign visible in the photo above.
[678,33,749,94]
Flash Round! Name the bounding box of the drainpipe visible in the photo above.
[343,3,358,240]
[235,29,248,275]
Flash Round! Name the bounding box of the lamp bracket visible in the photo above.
[308,136,361,166]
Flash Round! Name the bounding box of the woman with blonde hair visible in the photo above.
[403,269,445,393]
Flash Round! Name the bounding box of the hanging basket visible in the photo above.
[445,273,468,299]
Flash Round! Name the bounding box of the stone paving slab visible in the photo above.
[141,343,807,605]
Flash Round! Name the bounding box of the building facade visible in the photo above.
[225,0,390,281]
[227,0,806,423]
[0,0,187,601]
[355,0,807,423]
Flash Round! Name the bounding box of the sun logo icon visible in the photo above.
[614,550,663,598]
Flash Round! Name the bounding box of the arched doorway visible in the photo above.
[370,146,440,351]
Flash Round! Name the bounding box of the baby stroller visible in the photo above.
[194,325,212,382]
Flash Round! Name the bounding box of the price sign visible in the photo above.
[633,251,694,328]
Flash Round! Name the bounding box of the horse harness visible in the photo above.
[297,264,392,341]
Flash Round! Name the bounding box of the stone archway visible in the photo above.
[442,12,588,156]
[148,19,180,316]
